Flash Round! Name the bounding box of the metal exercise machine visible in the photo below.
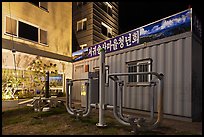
[65,78,92,119]
[108,72,164,132]
[19,71,59,112]
[65,48,164,133]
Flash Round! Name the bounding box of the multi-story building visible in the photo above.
[72,2,119,52]
[2,2,73,94]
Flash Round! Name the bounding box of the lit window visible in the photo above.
[40,2,48,11]
[77,18,87,32]
[101,22,112,38]
[101,2,112,16]
[29,2,39,7]
[29,2,48,11]
[5,16,48,45]
[127,59,152,84]
[6,17,17,36]
[80,44,87,49]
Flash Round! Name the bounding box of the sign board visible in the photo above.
[72,8,192,62]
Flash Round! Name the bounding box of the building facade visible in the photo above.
[72,2,119,52]
[2,2,73,94]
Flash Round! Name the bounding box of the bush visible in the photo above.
[18,90,35,99]
[57,92,64,97]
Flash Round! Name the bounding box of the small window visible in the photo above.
[101,2,112,16]
[18,21,38,42]
[101,22,112,38]
[6,17,17,36]
[77,2,87,7]
[29,2,48,11]
[137,62,149,82]
[105,2,112,16]
[40,29,47,45]
[80,44,87,49]
[40,2,48,11]
[29,2,39,7]
[127,59,152,85]
[77,18,87,32]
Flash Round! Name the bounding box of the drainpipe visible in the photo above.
[45,71,49,98]
[96,48,107,127]
[118,80,130,123]
[152,73,164,128]
[150,78,157,122]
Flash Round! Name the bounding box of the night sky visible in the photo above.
[119,0,202,34]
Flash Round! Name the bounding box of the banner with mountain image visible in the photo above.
[139,9,191,44]
[72,9,192,62]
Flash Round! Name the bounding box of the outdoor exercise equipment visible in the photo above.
[19,71,59,112]
[108,72,164,133]
[65,78,92,119]
[65,48,164,133]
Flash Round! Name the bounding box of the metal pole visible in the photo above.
[45,71,49,98]
[65,79,74,115]
[96,48,107,127]
[150,84,155,121]
[152,74,164,128]
[113,80,130,126]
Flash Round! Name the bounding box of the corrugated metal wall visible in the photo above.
[72,32,192,118]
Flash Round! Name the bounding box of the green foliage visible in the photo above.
[2,56,59,100]
[17,90,35,99]
[26,56,58,93]
[2,75,22,100]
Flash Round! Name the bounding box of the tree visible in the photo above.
[2,56,58,100]
[26,56,58,94]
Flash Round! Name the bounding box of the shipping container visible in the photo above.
[71,8,202,122]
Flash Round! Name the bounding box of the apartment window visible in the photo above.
[80,44,87,49]
[101,2,112,16]
[40,2,48,10]
[18,21,38,42]
[77,2,87,7]
[29,2,39,7]
[5,16,48,46]
[127,59,152,84]
[29,2,48,11]
[101,22,112,38]
[40,29,47,45]
[5,17,17,36]
[77,18,87,32]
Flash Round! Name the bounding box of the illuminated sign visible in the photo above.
[88,29,140,57]
[72,9,192,62]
